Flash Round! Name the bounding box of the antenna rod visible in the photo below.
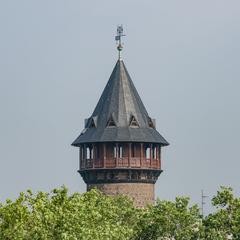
[201,189,208,217]
[115,25,126,60]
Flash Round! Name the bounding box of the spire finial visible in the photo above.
[115,25,126,60]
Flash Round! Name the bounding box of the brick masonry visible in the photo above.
[87,182,155,208]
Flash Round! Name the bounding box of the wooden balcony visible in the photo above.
[81,157,160,170]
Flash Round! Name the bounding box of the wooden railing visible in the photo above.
[130,157,141,167]
[118,157,129,167]
[106,158,116,168]
[81,157,160,170]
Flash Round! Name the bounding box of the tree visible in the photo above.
[0,187,138,240]
[1,186,240,240]
[204,186,240,239]
[133,197,204,240]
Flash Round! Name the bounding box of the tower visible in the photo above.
[72,26,169,207]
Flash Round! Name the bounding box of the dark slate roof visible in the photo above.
[72,60,169,146]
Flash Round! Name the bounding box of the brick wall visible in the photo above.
[87,182,155,208]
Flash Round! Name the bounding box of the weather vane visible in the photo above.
[115,25,126,60]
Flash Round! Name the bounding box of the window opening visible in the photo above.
[90,147,94,159]
[86,147,91,159]
[148,117,155,129]
[89,118,96,128]
[129,115,139,127]
[118,146,123,158]
[153,146,157,159]
[106,115,116,127]
[86,146,94,159]
[145,146,150,159]
[114,146,117,158]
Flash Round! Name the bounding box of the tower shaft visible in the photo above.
[88,183,155,207]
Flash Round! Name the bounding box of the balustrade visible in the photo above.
[80,157,160,170]
[79,143,162,170]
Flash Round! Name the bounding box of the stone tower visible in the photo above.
[72,27,169,207]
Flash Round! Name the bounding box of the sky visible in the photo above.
[0,0,240,213]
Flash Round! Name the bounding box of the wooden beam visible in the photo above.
[128,143,131,167]
[103,143,106,168]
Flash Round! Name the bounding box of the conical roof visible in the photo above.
[72,60,169,146]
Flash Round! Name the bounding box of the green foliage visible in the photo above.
[134,197,204,240]
[0,187,138,240]
[204,186,240,239]
[1,186,240,239]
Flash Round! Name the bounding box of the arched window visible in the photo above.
[114,146,117,158]
[152,145,157,159]
[145,146,150,159]
[86,147,91,159]
[86,146,94,159]
[118,146,123,158]
[113,145,123,158]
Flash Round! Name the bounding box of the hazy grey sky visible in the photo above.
[0,1,240,212]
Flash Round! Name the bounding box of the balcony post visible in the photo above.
[83,144,86,168]
[92,144,95,169]
[150,144,152,168]
[79,146,81,170]
[103,143,106,168]
[128,143,131,167]
[140,143,143,167]
[156,145,158,168]
[159,146,161,169]
[116,143,119,167]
